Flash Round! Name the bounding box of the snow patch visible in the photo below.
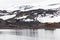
[37,15,60,23]
[0,14,16,20]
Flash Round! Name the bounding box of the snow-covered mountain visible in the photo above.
[14,6,60,23]
[0,5,60,23]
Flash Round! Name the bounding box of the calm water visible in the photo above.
[0,29,60,40]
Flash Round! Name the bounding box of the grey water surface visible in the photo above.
[0,29,60,40]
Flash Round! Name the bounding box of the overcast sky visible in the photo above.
[0,0,60,10]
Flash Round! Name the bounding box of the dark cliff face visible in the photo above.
[14,8,57,20]
[15,9,57,17]
[0,10,8,13]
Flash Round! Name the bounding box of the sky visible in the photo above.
[0,0,60,10]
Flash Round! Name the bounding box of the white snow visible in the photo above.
[23,19,33,22]
[37,14,60,23]
[0,13,8,15]
[0,14,16,20]
[21,4,60,12]
[15,15,28,19]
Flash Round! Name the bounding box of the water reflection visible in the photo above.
[0,31,3,34]
[16,29,38,40]
[0,29,60,40]
[16,29,38,37]
[37,29,55,40]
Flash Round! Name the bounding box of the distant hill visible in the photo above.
[0,5,60,23]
